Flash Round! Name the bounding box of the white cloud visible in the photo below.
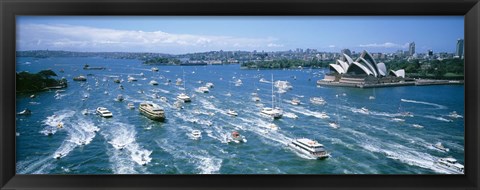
[16,24,284,53]
[358,42,409,48]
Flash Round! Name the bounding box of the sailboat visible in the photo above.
[329,95,340,129]
[260,74,283,119]
[369,88,376,100]
[177,69,191,102]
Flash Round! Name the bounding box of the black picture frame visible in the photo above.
[1,0,479,189]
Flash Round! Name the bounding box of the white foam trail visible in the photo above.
[16,157,55,174]
[401,99,447,109]
[423,115,453,122]
[289,107,329,119]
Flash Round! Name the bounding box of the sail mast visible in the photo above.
[271,74,274,109]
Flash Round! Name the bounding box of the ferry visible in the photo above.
[205,82,214,88]
[227,109,238,116]
[73,75,87,81]
[139,102,165,122]
[448,111,463,118]
[431,142,449,152]
[310,97,326,105]
[226,131,247,143]
[191,130,202,139]
[96,107,113,118]
[177,93,191,102]
[261,107,283,119]
[435,157,464,174]
[291,98,301,105]
[149,80,159,85]
[288,138,330,159]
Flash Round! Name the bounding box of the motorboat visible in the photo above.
[358,107,369,114]
[176,78,183,86]
[53,152,63,159]
[227,109,238,116]
[252,96,260,102]
[412,124,424,128]
[234,79,243,86]
[259,78,269,83]
[226,131,247,143]
[274,80,293,90]
[128,76,137,82]
[96,107,113,118]
[329,121,339,129]
[435,157,464,174]
[400,112,414,117]
[448,111,463,118]
[113,79,121,83]
[318,112,330,119]
[174,100,184,109]
[291,98,301,105]
[119,85,124,90]
[205,82,214,88]
[392,118,405,122]
[127,102,135,109]
[110,142,127,150]
[177,93,191,102]
[151,67,159,72]
[288,138,330,159]
[369,96,376,100]
[139,102,165,122]
[160,97,168,102]
[432,142,449,152]
[139,154,149,166]
[191,130,202,139]
[17,108,32,115]
[81,109,89,115]
[310,97,326,105]
[149,80,159,85]
[73,75,87,81]
[260,107,283,119]
[196,86,210,93]
[116,94,124,102]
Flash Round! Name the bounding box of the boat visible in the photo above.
[412,124,424,128]
[392,118,405,122]
[176,78,183,86]
[96,107,113,118]
[191,130,202,139]
[30,94,36,98]
[174,100,184,109]
[369,96,376,100]
[151,67,159,72]
[259,78,269,83]
[329,121,339,129]
[291,98,301,105]
[260,74,283,119]
[139,154,149,166]
[288,138,330,159]
[448,111,463,118]
[160,96,168,102]
[139,102,165,122]
[111,142,127,150]
[73,75,87,81]
[358,107,369,114]
[318,112,330,119]
[116,94,124,102]
[205,82,214,88]
[274,80,293,90]
[227,109,238,116]
[435,157,464,174]
[234,79,243,86]
[252,96,260,102]
[17,108,32,115]
[128,76,137,82]
[400,112,414,117]
[226,131,247,143]
[177,93,191,102]
[53,152,63,159]
[149,80,159,85]
[55,90,65,93]
[310,97,326,105]
[127,102,135,109]
[81,109,89,115]
[196,86,210,93]
[113,79,121,83]
[432,142,450,152]
[267,123,278,131]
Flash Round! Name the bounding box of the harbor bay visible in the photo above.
[15,56,464,174]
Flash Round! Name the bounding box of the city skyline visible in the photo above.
[17,16,464,54]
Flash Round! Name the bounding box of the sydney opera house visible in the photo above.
[319,50,411,87]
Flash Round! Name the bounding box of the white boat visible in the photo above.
[81,109,89,115]
[432,142,450,152]
[139,154,149,166]
[73,75,87,81]
[227,109,238,116]
[288,138,330,159]
[191,130,202,139]
[400,112,414,117]
[392,118,405,122]
[318,112,330,119]
[226,131,247,143]
[329,122,339,129]
[252,96,260,102]
[116,94,124,102]
[274,80,293,90]
[127,102,135,109]
[111,142,127,150]
[234,79,243,86]
[291,98,301,105]
[369,96,376,100]
[17,108,32,115]
[128,76,137,82]
[205,82,214,88]
[259,78,269,83]
[310,97,326,105]
[174,100,184,109]
[139,102,165,122]
[53,152,64,159]
[176,78,183,86]
[196,86,210,93]
[177,93,191,102]
[160,97,168,102]
[448,111,463,118]
[260,74,283,119]
[358,107,369,114]
[151,67,159,72]
[435,157,464,174]
[96,107,113,118]
[149,80,159,85]
[412,124,424,128]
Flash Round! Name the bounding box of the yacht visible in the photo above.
[96,107,113,118]
[261,107,283,119]
[151,67,159,72]
[310,97,326,105]
[127,102,135,109]
[116,94,124,102]
[227,109,238,116]
[205,82,214,88]
[128,76,137,82]
[177,93,191,102]
[191,130,202,139]
[291,98,301,105]
[274,80,293,90]
[196,86,210,93]
[288,138,330,159]
[17,108,32,115]
[139,102,165,122]
[226,131,247,143]
[432,142,449,152]
[149,80,159,85]
[448,111,463,118]
[435,157,464,174]
[73,75,87,81]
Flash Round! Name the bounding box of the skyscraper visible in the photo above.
[456,38,464,59]
[408,42,415,56]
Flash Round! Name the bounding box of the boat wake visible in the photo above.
[401,99,447,109]
[423,115,453,122]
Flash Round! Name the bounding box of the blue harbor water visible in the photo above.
[16,57,464,174]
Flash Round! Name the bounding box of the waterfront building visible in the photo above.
[456,38,464,59]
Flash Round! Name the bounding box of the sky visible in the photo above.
[16,16,464,54]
